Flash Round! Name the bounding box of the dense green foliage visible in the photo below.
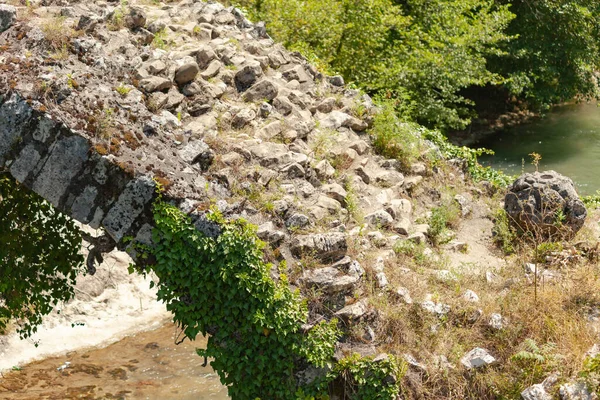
[238,0,513,129]
[136,197,406,398]
[0,174,84,338]
[491,0,600,108]
[236,0,600,129]
[139,198,340,399]
[332,354,405,399]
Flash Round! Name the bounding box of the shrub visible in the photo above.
[370,99,422,171]
[428,203,460,246]
[492,208,516,254]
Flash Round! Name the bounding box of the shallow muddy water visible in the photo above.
[0,324,229,399]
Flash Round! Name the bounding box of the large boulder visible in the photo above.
[504,171,587,238]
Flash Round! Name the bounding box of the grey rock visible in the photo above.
[290,233,347,261]
[125,7,146,30]
[422,300,450,317]
[301,267,359,294]
[179,140,214,171]
[102,177,155,242]
[259,102,272,118]
[242,79,279,102]
[139,76,172,93]
[404,354,427,372]
[460,348,496,369]
[407,232,426,244]
[322,183,347,204]
[505,170,587,237]
[282,163,305,178]
[0,5,17,33]
[317,98,337,113]
[315,159,336,180]
[232,108,256,128]
[560,382,596,400]
[393,218,411,235]
[404,175,423,191]
[147,92,168,111]
[235,62,263,90]
[201,60,222,80]
[196,46,218,68]
[411,163,427,176]
[354,166,373,184]
[273,96,294,115]
[488,313,505,330]
[521,384,552,400]
[454,194,471,217]
[396,287,413,304]
[386,199,412,219]
[257,222,285,245]
[175,62,200,85]
[463,289,480,303]
[147,19,166,33]
[335,300,367,320]
[363,325,376,343]
[77,15,100,33]
[349,140,369,155]
[376,272,388,288]
[32,136,89,207]
[365,210,394,228]
[344,116,368,132]
[10,144,41,182]
[328,75,345,86]
[286,213,310,229]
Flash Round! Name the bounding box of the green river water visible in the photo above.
[476,102,600,196]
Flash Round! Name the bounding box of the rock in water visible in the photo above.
[504,170,586,238]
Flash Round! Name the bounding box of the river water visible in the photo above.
[475,102,600,195]
[0,324,230,399]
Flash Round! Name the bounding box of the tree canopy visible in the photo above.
[237,0,600,130]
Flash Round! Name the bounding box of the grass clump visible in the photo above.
[370,99,422,172]
[152,28,169,49]
[41,17,73,52]
[428,203,460,246]
[492,208,517,255]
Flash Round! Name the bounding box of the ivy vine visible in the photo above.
[138,198,338,399]
[0,173,84,338]
[136,193,406,399]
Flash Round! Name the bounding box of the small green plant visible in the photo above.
[428,204,459,246]
[508,339,564,390]
[115,83,132,96]
[41,17,72,51]
[370,99,422,171]
[554,209,566,227]
[394,240,429,266]
[582,191,600,209]
[152,28,168,50]
[329,353,406,400]
[580,354,600,395]
[492,208,517,254]
[109,0,128,30]
[535,242,563,263]
[423,129,514,187]
[529,152,542,172]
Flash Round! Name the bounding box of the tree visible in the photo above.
[238,0,514,130]
[0,173,84,338]
[490,0,600,109]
